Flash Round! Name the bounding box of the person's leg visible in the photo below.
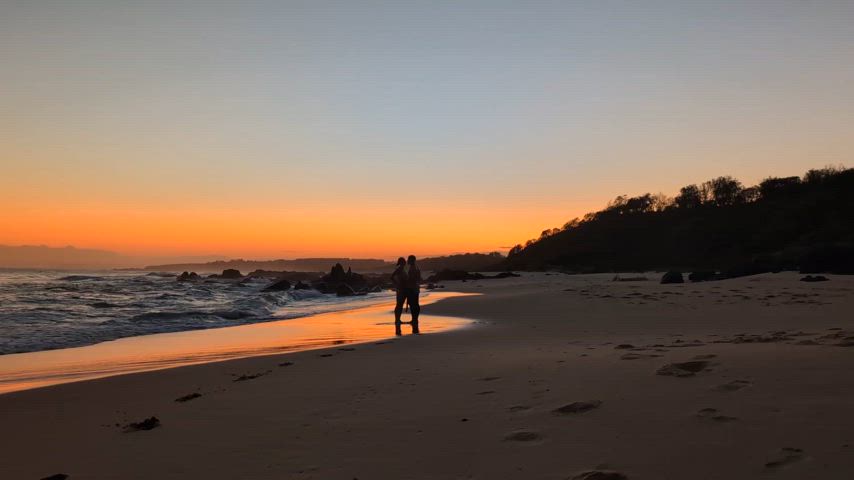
[394,289,406,323]
[408,288,421,323]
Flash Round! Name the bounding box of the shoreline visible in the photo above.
[2,272,854,479]
[0,291,476,395]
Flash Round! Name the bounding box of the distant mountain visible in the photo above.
[0,245,229,270]
[504,166,854,275]
[0,245,124,269]
[144,253,509,274]
[144,258,393,273]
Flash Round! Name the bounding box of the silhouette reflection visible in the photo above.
[395,320,420,336]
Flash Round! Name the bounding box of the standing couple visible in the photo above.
[391,255,421,329]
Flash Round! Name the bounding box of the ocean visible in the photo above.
[0,269,394,355]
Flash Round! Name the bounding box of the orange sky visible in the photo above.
[2,2,853,260]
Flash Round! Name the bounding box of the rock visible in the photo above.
[123,416,160,432]
[660,271,684,284]
[293,281,312,290]
[336,284,356,297]
[177,271,200,282]
[492,271,521,278]
[263,278,292,291]
[800,275,829,282]
[426,269,484,282]
[689,271,719,282]
[425,269,518,282]
[219,269,243,279]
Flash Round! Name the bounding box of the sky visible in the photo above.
[2,1,853,260]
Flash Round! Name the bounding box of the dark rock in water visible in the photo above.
[313,263,369,294]
[293,281,312,290]
[571,471,628,480]
[263,278,292,291]
[800,275,829,282]
[689,271,720,282]
[660,271,684,284]
[123,416,160,432]
[219,269,243,279]
[40,475,69,480]
[177,271,200,282]
[336,284,356,297]
[553,400,602,415]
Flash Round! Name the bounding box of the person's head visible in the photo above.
[396,257,406,267]
[407,255,417,265]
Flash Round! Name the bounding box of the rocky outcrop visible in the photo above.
[426,269,521,283]
[660,271,684,284]
[263,278,292,291]
[177,271,201,282]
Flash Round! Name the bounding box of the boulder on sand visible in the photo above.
[660,271,684,284]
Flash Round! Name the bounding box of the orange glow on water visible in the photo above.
[0,292,474,395]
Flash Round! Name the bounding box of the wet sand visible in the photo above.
[0,291,472,394]
[2,272,854,479]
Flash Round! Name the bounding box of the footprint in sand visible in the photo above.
[692,354,717,360]
[655,361,712,377]
[40,475,69,480]
[319,353,334,358]
[571,470,628,480]
[696,408,738,422]
[553,400,602,415]
[503,430,542,442]
[620,353,662,360]
[713,380,752,392]
[278,361,294,367]
[508,405,532,413]
[174,392,202,403]
[476,390,496,396]
[764,447,806,469]
[479,376,502,382]
[233,370,271,382]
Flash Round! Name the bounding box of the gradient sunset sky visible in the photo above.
[2,1,852,259]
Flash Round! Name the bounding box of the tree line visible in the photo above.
[504,165,854,275]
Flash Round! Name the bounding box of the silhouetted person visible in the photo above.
[405,255,422,324]
[391,257,407,324]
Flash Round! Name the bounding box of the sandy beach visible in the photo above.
[3,272,854,479]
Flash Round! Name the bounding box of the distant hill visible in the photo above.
[144,258,393,273]
[504,166,854,275]
[416,252,505,272]
[0,245,124,269]
[144,253,508,274]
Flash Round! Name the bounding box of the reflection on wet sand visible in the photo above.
[0,292,474,394]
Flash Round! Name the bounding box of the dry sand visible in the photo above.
[2,272,854,479]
